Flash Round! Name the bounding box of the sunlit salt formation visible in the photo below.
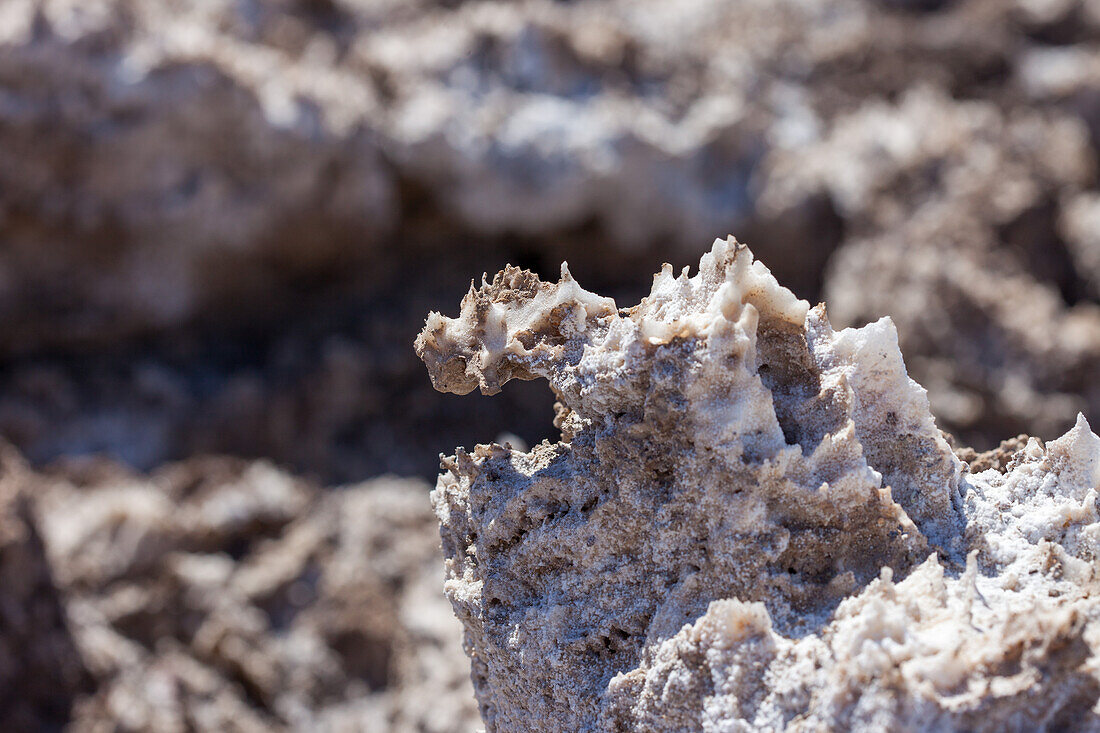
[416,237,1100,731]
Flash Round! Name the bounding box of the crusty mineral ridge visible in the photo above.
[417,238,1100,731]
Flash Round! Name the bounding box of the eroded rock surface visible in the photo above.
[418,239,1100,731]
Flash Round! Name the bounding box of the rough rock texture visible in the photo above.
[952,433,1031,474]
[0,452,478,732]
[418,240,1100,731]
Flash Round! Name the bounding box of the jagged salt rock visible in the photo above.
[416,238,1100,731]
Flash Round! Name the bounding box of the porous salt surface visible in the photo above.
[417,238,1100,731]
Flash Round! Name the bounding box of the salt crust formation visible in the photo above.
[418,238,1100,731]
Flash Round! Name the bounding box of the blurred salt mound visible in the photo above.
[5,0,1100,477]
[0,0,821,348]
[419,239,1100,731]
[0,450,478,732]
